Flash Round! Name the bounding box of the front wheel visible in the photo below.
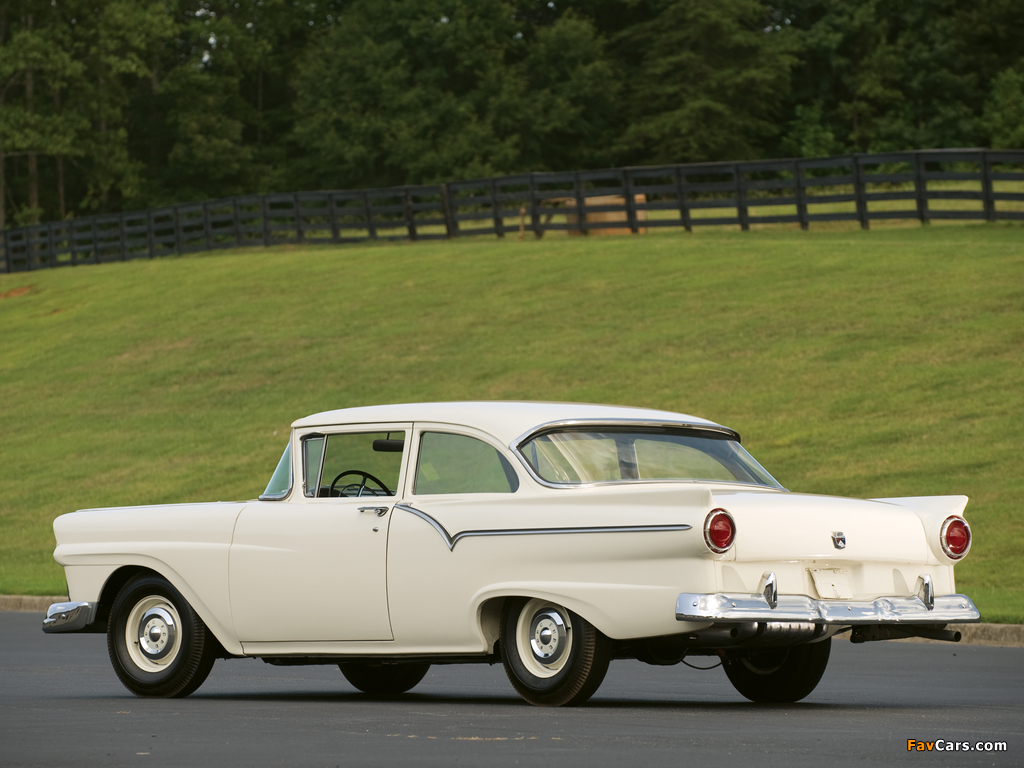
[500,597,611,706]
[107,574,217,698]
[722,638,831,703]
[338,662,430,695]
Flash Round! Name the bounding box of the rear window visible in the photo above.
[519,428,781,488]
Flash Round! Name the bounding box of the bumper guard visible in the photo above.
[42,602,98,633]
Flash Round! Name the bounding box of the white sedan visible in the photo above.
[43,402,980,705]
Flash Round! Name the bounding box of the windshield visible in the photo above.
[519,428,782,488]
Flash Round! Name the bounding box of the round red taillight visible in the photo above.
[940,516,971,560]
[704,509,735,554]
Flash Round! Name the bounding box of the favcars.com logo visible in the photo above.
[907,740,1007,752]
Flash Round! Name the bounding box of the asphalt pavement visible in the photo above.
[1,611,1021,767]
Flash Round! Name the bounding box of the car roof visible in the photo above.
[291,401,735,445]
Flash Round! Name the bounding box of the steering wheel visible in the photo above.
[328,470,392,498]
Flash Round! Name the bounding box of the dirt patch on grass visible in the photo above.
[1,286,31,299]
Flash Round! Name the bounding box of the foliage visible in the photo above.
[983,65,1024,150]
[1,1,1023,225]
[615,0,798,164]
[289,0,616,188]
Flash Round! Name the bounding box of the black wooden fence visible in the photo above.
[2,148,1022,273]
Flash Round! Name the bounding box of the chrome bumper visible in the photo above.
[42,602,98,633]
[676,592,981,625]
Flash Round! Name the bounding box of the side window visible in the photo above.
[303,431,405,497]
[260,441,292,500]
[415,432,519,495]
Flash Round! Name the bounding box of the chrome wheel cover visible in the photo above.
[125,595,182,673]
[515,599,573,679]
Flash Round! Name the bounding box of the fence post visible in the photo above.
[117,213,127,260]
[0,230,6,274]
[529,174,541,238]
[573,172,588,234]
[403,188,417,241]
[981,150,995,221]
[91,220,100,263]
[852,154,869,230]
[913,152,929,224]
[490,179,504,237]
[260,196,271,246]
[363,192,377,239]
[623,169,638,234]
[441,184,457,238]
[326,193,339,243]
[46,223,56,267]
[173,206,184,253]
[232,198,242,246]
[293,193,303,242]
[734,164,749,231]
[795,160,809,230]
[675,167,692,232]
[146,211,155,258]
[202,202,212,249]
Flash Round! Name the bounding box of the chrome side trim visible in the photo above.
[395,503,691,552]
[675,592,981,625]
[510,419,741,451]
[42,601,98,633]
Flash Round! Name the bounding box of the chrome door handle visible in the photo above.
[359,506,389,517]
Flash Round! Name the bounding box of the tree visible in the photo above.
[614,0,798,165]
[64,0,174,212]
[983,65,1024,149]
[289,0,616,189]
[0,4,86,227]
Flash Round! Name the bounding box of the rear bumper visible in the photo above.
[42,602,98,633]
[676,592,981,625]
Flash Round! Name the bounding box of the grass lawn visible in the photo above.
[1,221,1021,622]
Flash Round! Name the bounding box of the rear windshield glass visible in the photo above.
[519,428,782,488]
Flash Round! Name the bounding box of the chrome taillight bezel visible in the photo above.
[703,508,736,554]
[939,515,972,560]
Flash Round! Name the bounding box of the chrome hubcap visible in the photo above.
[515,599,573,679]
[124,596,182,673]
[138,607,177,661]
[530,611,567,664]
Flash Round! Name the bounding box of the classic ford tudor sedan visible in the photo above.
[44,402,980,705]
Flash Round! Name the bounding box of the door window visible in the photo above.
[303,431,405,497]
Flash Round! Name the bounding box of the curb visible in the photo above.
[4,595,1022,648]
[1,595,69,612]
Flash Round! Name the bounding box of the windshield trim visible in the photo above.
[509,420,786,491]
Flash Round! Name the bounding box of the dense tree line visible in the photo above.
[1,0,1022,229]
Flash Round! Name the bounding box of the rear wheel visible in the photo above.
[107,574,217,698]
[338,662,430,695]
[500,597,611,707]
[722,638,831,703]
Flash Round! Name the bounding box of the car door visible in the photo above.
[385,425,525,647]
[229,424,411,643]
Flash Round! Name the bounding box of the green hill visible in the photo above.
[1,223,1021,622]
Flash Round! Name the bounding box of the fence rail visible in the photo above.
[2,148,1022,273]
